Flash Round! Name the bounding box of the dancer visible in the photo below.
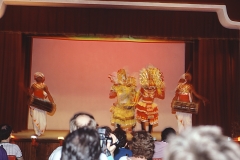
[29,72,55,136]
[171,73,208,133]
[109,69,137,131]
[135,65,165,133]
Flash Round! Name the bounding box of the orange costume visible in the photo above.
[135,66,165,133]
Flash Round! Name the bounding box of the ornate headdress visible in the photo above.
[139,65,165,89]
[117,69,127,85]
[127,76,137,87]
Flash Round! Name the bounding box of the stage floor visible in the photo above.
[12,129,162,141]
[12,130,69,140]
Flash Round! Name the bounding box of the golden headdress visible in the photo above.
[127,76,137,87]
[139,65,165,89]
[117,69,127,85]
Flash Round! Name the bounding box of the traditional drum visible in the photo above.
[171,100,199,114]
[28,96,53,112]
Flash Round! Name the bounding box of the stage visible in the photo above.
[12,129,162,141]
[12,130,69,140]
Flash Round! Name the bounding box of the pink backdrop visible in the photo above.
[28,37,185,132]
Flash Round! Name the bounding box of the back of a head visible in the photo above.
[113,127,127,147]
[99,126,112,137]
[161,127,176,142]
[0,124,12,141]
[69,112,97,132]
[131,130,155,160]
[61,127,101,160]
[164,125,240,160]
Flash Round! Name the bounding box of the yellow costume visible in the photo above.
[109,69,136,129]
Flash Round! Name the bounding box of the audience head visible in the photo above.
[61,127,101,160]
[161,127,176,142]
[164,125,240,160]
[69,112,97,132]
[99,126,112,138]
[131,130,155,160]
[0,124,12,141]
[113,127,127,148]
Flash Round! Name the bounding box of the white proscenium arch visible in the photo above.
[0,0,239,30]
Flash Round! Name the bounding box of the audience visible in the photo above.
[60,127,102,160]
[49,112,108,160]
[164,125,240,160]
[98,126,118,160]
[152,127,176,160]
[113,127,132,160]
[120,130,155,160]
[0,124,24,160]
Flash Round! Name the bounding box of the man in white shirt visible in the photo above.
[0,124,24,160]
[49,112,108,160]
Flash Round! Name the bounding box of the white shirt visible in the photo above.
[152,141,168,158]
[0,142,23,158]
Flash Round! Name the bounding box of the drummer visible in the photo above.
[29,72,55,136]
[171,73,208,133]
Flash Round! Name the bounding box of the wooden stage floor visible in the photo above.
[12,130,69,140]
[12,129,162,140]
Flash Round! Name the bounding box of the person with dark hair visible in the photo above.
[152,127,176,160]
[29,72,55,136]
[98,126,118,160]
[164,125,240,160]
[120,130,155,160]
[49,112,107,160]
[113,128,132,160]
[0,124,24,160]
[61,127,101,160]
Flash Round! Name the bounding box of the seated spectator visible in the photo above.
[120,130,155,160]
[164,125,240,160]
[0,124,24,160]
[152,127,176,160]
[113,127,132,160]
[0,145,8,160]
[49,112,108,160]
[61,127,102,160]
[98,126,118,160]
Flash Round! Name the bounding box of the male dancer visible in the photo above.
[172,73,207,133]
[29,72,55,136]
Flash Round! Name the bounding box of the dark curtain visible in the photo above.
[0,6,238,39]
[189,39,240,136]
[0,32,31,132]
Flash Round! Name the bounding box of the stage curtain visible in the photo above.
[0,32,31,132]
[190,39,240,136]
[0,6,238,39]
